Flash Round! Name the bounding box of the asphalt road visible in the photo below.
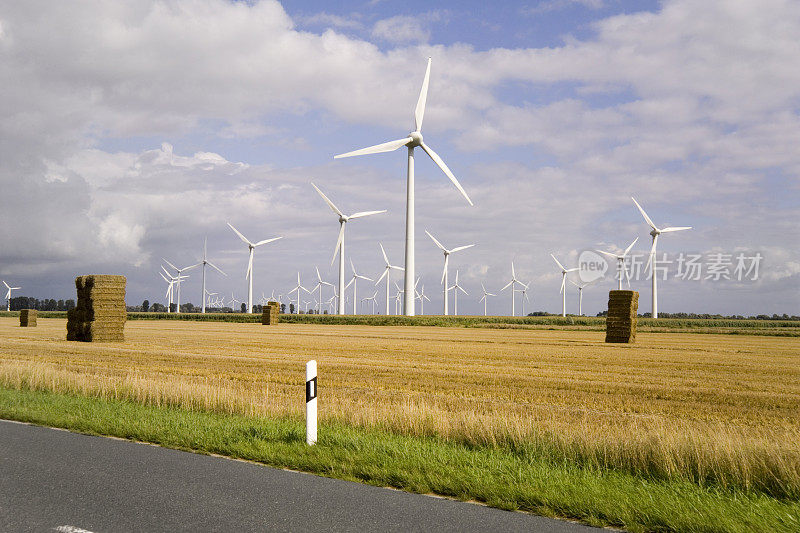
[1,420,600,532]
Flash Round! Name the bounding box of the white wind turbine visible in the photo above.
[362,290,379,314]
[551,254,581,317]
[596,237,639,290]
[415,280,431,315]
[568,279,596,316]
[228,292,241,312]
[197,237,227,314]
[160,267,186,313]
[518,281,531,316]
[425,230,475,316]
[227,222,282,314]
[499,262,522,317]
[376,243,404,316]
[448,270,468,316]
[479,283,496,316]
[345,259,373,315]
[393,282,404,315]
[3,281,20,312]
[162,259,199,314]
[312,266,334,315]
[335,58,474,316]
[311,183,385,315]
[289,272,310,314]
[631,197,692,318]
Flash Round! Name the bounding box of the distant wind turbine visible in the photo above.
[479,283,496,316]
[425,230,474,316]
[227,222,282,314]
[596,237,639,290]
[197,237,227,314]
[551,254,581,317]
[289,272,310,314]
[312,266,334,315]
[499,262,522,316]
[518,281,531,316]
[335,58,474,316]
[632,197,692,319]
[311,183,385,315]
[448,270,468,316]
[163,259,199,314]
[362,290,379,314]
[3,281,20,311]
[376,243,404,316]
[568,279,596,316]
[345,260,373,315]
[415,279,431,315]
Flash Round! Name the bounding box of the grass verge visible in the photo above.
[1,386,798,532]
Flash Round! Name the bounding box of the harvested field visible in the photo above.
[1,317,798,499]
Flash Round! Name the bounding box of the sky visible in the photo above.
[0,0,798,316]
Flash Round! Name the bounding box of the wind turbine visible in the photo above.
[311,183,385,315]
[376,243,404,315]
[227,222,282,314]
[499,263,521,316]
[551,254,581,317]
[345,259,373,315]
[3,281,20,312]
[518,281,531,316]
[197,237,227,314]
[228,292,241,312]
[334,58,474,316]
[425,230,475,316]
[479,283,496,316]
[449,270,468,316]
[393,282,404,315]
[162,259,199,313]
[568,279,596,316]
[362,290,379,314]
[312,266,334,315]
[160,267,187,313]
[415,280,431,315]
[632,197,692,319]
[289,272,310,314]
[596,237,639,290]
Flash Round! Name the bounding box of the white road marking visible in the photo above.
[54,526,95,533]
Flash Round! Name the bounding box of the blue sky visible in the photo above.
[0,0,798,316]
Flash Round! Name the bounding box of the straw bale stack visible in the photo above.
[262,301,280,325]
[19,309,37,327]
[605,290,638,343]
[66,275,126,342]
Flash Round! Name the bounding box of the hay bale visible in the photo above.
[262,301,280,325]
[67,275,126,342]
[605,290,638,343]
[19,309,37,327]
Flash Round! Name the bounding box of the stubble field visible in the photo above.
[1,317,798,500]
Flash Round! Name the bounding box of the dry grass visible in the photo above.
[1,317,798,498]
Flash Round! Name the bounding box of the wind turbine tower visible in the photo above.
[227,222,282,314]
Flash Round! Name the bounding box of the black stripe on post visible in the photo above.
[306,376,317,402]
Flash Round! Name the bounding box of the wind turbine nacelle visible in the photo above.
[408,131,423,147]
[650,229,659,237]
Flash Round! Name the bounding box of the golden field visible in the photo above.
[1,317,798,497]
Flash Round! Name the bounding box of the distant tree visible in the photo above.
[57,299,65,310]
[169,303,177,313]
[65,299,76,310]
[280,303,286,314]
[289,303,295,314]
[151,303,164,312]
[240,303,247,313]
[142,299,150,312]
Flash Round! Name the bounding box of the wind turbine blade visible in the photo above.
[441,255,449,285]
[376,269,388,284]
[331,223,345,266]
[159,272,169,283]
[450,244,475,254]
[348,210,386,219]
[425,230,446,251]
[624,262,632,288]
[350,258,356,275]
[345,278,354,290]
[334,137,411,159]
[379,243,390,265]
[487,292,496,297]
[227,222,253,246]
[162,258,179,271]
[511,262,516,279]
[390,265,404,271]
[660,226,692,233]
[500,280,513,291]
[560,276,566,294]
[357,275,374,282]
[458,286,468,296]
[311,183,344,216]
[419,142,473,206]
[207,261,226,276]
[646,234,658,270]
[316,266,323,282]
[414,57,431,132]
[183,262,201,272]
[569,279,579,288]
[631,197,658,231]
[246,252,253,280]
[565,267,580,273]
[2,281,8,289]
[623,236,639,256]
[550,254,566,272]
[595,249,619,259]
[254,236,282,247]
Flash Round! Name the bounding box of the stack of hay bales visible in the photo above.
[262,301,280,325]
[67,275,126,342]
[19,309,37,327]
[605,290,638,343]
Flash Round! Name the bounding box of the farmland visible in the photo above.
[1,316,798,502]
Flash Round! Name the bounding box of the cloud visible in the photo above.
[521,0,604,16]
[297,12,363,31]
[371,16,430,44]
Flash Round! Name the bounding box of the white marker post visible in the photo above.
[306,360,317,445]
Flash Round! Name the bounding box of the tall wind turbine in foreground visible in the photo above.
[198,237,227,314]
[479,283,496,316]
[500,263,521,316]
[312,183,385,315]
[631,197,692,319]
[596,237,639,290]
[227,222,282,314]
[3,281,20,311]
[425,230,474,316]
[335,58,474,316]
[376,243,404,315]
[551,254,580,317]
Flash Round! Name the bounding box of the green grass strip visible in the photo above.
[1,386,798,532]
